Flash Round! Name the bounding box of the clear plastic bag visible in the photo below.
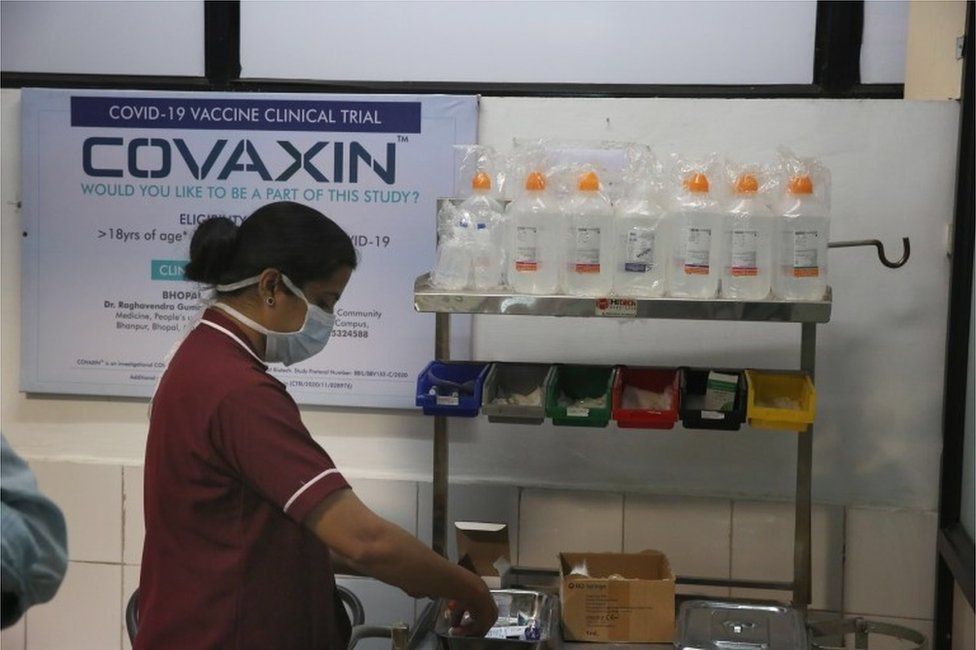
[771,147,831,212]
[771,148,832,301]
[720,160,778,300]
[452,145,505,200]
[612,147,669,298]
[665,154,724,298]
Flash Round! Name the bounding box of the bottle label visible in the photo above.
[792,230,820,277]
[730,229,760,277]
[515,226,539,272]
[624,227,655,273]
[683,227,711,275]
[573,227,601,273]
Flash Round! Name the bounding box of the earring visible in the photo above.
[266,296,275,306]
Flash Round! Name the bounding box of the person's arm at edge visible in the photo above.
[330,550,365,577]
[306,488,497,636]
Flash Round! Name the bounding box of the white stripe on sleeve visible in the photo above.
[283,468,343,514]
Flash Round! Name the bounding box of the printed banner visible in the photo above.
[21,88,477,408]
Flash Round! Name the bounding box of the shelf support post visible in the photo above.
[432,312,451,557]
[794,322,817,611]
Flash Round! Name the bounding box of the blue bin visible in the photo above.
[415,361,490,417]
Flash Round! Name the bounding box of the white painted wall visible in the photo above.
[240,0,818,84]
[0,0,205,76]
[469,97,958,510]
[1,89,958,511]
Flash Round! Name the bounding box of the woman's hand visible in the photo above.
[306,489,499,637]
[446,584,499,637]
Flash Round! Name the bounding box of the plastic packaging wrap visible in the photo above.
[431,147,508,290]
[720,160,777,300]
[509,138,635,203]
[772,148,831,301]
[452,145,506,200]
[504,145,562,294]
[666,154,723,298]
[613,147,669,297]
[563,167,614,296]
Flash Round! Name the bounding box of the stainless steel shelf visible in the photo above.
[414,274,832,323]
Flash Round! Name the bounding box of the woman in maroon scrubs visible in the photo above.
[137,202,496,649]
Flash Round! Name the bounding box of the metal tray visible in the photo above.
[676,600,808,650]
[434,589,561,650]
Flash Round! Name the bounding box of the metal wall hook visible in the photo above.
[828,237,911,269]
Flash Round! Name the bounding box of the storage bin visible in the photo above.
[481,363,555,425]
[545,365,616,428]
[745,369,816,432]
[612,367,680,429]
[678,368,747,431]
[415,361,490,417]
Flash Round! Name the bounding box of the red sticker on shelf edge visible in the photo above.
[595,297,638,317]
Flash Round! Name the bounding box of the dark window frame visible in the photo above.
[933,4,975,650]
[2,0,902,99]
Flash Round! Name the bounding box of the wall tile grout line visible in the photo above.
[515,486,522,567]
[840,505,848,615]
[620,492,626,553]
[728,499,735,582]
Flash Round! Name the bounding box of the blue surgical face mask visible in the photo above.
[212,274,335,366]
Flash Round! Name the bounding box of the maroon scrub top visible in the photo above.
[136,308,350,649]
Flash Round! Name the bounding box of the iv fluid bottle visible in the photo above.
[508,171,560,294]
[667,173,722,298]
[612,188,668,297]
[773,175,829,301]
[461,171,505,290]
[564,171,613,296]
[721,173,773,300]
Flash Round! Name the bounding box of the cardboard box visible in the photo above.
[559,551,675,643]
[455,522,511,589]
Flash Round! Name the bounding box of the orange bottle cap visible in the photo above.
[735,174,759,194]
[683,173,709,193]
[578,171,600,191]
[525,171,546,191]
[789,175,814,194]
[472,171,492,191]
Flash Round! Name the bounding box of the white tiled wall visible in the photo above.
[30,461,123,564]
[624,494,732,599]
[730,501,844,611]
[11,459,944,649]
[418,482,521,564]
[518,488,623,568]
[1,614,27,650]
[122,466,144,566]
[844,507,938,619]
[26,561,122,650]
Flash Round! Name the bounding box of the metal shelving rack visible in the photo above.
[413,273,832,611]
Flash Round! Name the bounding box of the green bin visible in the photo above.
[545,365,616,428]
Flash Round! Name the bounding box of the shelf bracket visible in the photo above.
[828,237,910,269]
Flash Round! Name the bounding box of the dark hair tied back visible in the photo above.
[183,202,357,290]
[184,216,240,284]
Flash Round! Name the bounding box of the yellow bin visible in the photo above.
[745,370,816,432]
